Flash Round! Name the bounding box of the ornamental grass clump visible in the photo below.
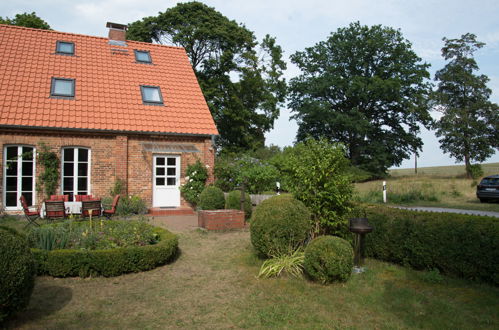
[198,186,225,210]
[258,249,305,278]
[304,235,354,284]
[250,195,311,258]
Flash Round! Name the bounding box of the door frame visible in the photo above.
[3,145,37,210]
[152,154,181,207]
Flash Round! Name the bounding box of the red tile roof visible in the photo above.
[0,24,218,136]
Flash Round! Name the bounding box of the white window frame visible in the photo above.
[61,147,91,201]
[3,145,36,210]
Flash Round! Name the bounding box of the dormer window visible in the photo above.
[135,50,152,64]
[56,41,75,55]
[140,85,163,105]
[51,78,75,98]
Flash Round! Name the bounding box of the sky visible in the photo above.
[2,0,498,168]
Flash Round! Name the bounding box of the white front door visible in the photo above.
[153,155,180,207]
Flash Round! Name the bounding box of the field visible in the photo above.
[355,162,499,212]
[2,216,498,329]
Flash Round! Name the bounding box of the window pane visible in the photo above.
[142,87,161,102]
[64,148,74,161]
[136,51,151,62]
[6,161,17,176]
[78,163,88,176]
[22,177,33,191]
[156,157,165,166]
[53,79,74,96]
[6,146,18,159]
[156,178,165,186]
[78,148,88,162]
[6,192,17,207]
[167,168,176,176]
[22,147,33,160]
[63,177,74,191]
[78,177,88,191]
[6,177,17,191]
[63,162,74,176]
[167,158,176,166]
[24,193,33,206]
[156,167,165,176]
[22,161,33,176]
[167,178,176,186]
[57,42,74,54]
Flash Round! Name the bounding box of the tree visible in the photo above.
[127,2,286,152]
[289,22,433,176]
[433,33,499,178]
[0,12,51,30]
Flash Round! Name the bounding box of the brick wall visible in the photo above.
[198,209,245,230]
[0,128,215,210]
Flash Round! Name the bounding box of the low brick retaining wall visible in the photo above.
[198,209,245,230]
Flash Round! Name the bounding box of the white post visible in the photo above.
[383,181,387,203]
[276,182,281,195]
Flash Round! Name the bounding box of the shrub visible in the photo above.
[116,195,148,215]
[258,249,305,278]
[180,160,209,206]
[198,186,225,210]
[0,226,36,322]
[303,235,354,284]
[469,164,484,180]
[250,195,311,257]
[364,205,499,285]
[31,224,178,277]
[225,190,252,219]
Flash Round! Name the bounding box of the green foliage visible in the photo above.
[36,143,60,198]
[198,186,225,210]
[280,138,353,236]
[250,195,311,258]
[31,225,178,277]
[289,22,432,175]
[116,195,147,215]
[225,190,252,219]
[0,226,35,322]
[180,160,209,206]
[303,235,354,284]
[0,12,51,29]
[127,2,287,152]
[356,188,440,204]
[433,33,499,178]
[215,154,280,193]
[258,249,305,278]
[364,205,499,285]
[469,164,484,180]
[110,178,126,196]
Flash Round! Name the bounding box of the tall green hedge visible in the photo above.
[31,226,178,277]
[364,205,499,285]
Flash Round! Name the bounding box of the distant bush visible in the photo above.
[198,186,225,210]
[0,226,35,322]
[180,160,209,206]
[469,164,484,180]
[364,205,499,285]
[250,195,311,257]
[225,190,252,219]
[355,188,440,204]
[303,235,354,284]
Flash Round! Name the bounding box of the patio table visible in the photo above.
[40,201,82,218]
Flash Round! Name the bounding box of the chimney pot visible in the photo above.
[106,22,127,41]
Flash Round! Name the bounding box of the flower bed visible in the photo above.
[28,220,178,277]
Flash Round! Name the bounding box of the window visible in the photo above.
[62,147,90,201]
[56,41,75,55]
[134,50,152,63]
[140,85,164,105]
[51,78,75,98]
[3,145,36,209]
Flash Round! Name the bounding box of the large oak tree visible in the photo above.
[127,2,286,153]
[0,12,51,30]
[289,22,432,175]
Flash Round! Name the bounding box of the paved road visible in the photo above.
[394,206,499,218]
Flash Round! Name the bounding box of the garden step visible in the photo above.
[148,207,196,216]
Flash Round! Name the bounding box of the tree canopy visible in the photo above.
[127,1,286,153]
[433,33,499,177]
[0,12,51,30]
[289,22,433,176]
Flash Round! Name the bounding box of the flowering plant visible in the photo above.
[180,160,208,206]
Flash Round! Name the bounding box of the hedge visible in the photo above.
[364,205,499,285]
[31,226,178,277]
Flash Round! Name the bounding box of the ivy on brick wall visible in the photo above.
[36,142,59,198]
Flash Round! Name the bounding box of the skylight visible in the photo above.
[51,78,75,98]
[135,50,152,63]
[56,41,75,55]
[140,85,163,105]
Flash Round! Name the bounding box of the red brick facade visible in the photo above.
[0,128,215,210]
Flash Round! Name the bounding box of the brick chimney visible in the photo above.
[106,22,127,41]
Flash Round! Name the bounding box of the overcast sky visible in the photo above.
[2,0,498,168]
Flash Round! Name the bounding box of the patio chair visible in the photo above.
[45,200,67,220]
[102,195,120,219]
[20,195,41,227]
[81,200,102,218]
[50,194,69,201]
[75,195,95,202]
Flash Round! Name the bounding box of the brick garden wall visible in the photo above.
[198,209,245,230]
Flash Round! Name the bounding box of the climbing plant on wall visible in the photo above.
[36,143,59,198]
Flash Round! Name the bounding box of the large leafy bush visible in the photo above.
[250,195,311,257]
[225,190,252,219]
[198,186,225,210]
[0,226,35,322]
[303,235,354,284]
[180,160,209,206]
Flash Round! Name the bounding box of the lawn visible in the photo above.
[2,216,498,329]
[355,162,499,212]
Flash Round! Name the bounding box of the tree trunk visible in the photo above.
[464,154,472,179]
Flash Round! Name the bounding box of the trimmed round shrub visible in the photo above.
[0,226,36,322]
[198,186,225,210]
[225,190,252,219]
[304,235,354,284]
[250,195,311,257]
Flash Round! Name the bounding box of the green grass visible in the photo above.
[2,216,498,329]
[389,162,499,177]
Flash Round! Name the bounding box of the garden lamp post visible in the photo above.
[349,217,373,274]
